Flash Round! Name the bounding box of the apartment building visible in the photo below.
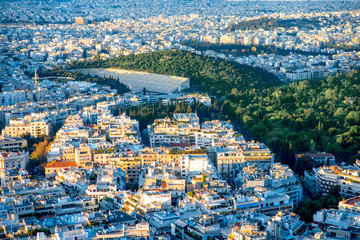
[113,152,142,185]
[180,153,209,177]
[304,169,317,196]
[0,136,27,151]
[231,222,267,240]
[62,145,75,162]
[295,152,336,165]
[310,165,360,198]
[148,113,200,147]
[211,146,244,179]
[270,163,303,208]
[210,143,273,180]
[107,114,140,140]
[148,114,244,149]
[0,151,29,169]
[93,152,112,165]
[0,168,29,186]
[2,116,51,138]
[256,189,293,216]
[64,114,84,127]
[0,90,26,106]
[140,150,159,166]
[267,211,305,239]
[339,196,360,214]
[242,142,274,165]
[158,152,182,165]
[171,215,222,240]
[75,144,93,169]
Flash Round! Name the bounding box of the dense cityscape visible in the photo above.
[1,0,360,239]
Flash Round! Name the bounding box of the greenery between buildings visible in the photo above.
[59,50,360,166]
[14,228,50,237]
[296,185,342,223]
[183,41,331,57]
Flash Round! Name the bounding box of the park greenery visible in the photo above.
[227,17,322,31]
[65,50,279,95]
[183,41,330,57]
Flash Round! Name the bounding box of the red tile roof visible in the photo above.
[343,196,360,206]
[44,160,78,169]
[0,152,22,158]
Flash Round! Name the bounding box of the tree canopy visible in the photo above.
[67,50,279,96]
[296,185,342,223]
[227,17,322,31]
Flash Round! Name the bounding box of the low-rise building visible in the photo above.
[267,211,305,239]
[44,160,78,176]
[151,210,180,234]
[180,153,209,177]
[256,189,293,216]
[0,136,27,151]
[171,214,222,240]
[295,152,336,166]
[231,222,267,240]
[0,151,29,169]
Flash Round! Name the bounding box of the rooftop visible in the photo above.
[341,196,360,206]
[44,160,78,169]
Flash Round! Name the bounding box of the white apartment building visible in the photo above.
[267,211,304,239]
[270,163,303,208]
[314,165,360,198]
[148,114,200,147]
[255,189,293,216]
[180,154,209,177]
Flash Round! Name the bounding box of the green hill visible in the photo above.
[68,50,279,96]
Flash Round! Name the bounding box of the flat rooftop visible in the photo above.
[75,68,190,94]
